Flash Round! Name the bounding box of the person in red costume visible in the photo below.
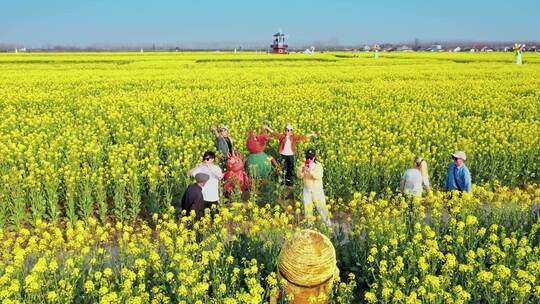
[263,124,317,188]
[246,128,280,178]
[223,152,250,199]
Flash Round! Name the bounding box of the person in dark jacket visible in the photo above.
[211,125,234,160]
[178,173,209,220]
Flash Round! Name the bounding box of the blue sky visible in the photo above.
[1,0,539,47]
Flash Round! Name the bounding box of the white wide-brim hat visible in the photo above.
[452,151,467,161]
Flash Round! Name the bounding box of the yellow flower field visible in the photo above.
[0,52,539,302]
[1,51,539,224]
[0,186,539,303]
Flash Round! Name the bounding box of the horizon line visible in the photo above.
[2,39,539,50]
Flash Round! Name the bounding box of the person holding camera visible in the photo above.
[296,149,330,225]
[187,151,224,216]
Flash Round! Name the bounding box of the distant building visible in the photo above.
[271,30,288,54]
[397,45,413,52]
[423,44,443,52]
[480,46,494,52]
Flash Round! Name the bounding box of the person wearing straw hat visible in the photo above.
[444,151,472,193]
[177,173,209,221]
[297,149,330,225]
[271,229,339,304]
[263,123,316,188]
[211,125,234,160]
[400,155,431,197]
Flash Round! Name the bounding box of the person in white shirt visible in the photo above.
[400,156,431,197]
[187,151,223,217]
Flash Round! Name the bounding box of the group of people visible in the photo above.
[400,150,472,197]
[177,124,329,224]
[177,123,473,224]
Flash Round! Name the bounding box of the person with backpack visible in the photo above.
[444,151,472,193]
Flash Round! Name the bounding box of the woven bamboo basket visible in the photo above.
[276,229,339,304]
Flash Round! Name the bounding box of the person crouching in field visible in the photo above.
[177,173,209,221]
[187,151,224,218]
[263,124,317,188]
[297,149,330,225]
[400,155,431,197]
[444,151,472,193]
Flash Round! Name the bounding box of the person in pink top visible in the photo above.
[263,124,316,187]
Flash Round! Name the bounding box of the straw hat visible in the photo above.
[277,229,339,304]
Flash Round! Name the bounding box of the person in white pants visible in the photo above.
[296,149,330,225]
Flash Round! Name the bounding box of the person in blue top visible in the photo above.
[444,151,472,193]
